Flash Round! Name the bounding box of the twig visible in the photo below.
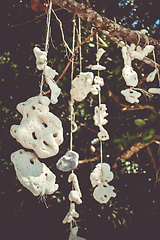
[9,13,46,28]
[9,8,62,28]
[146,145,158,173]
[79,155,100,165]
[56,29,97,83]
[108,90,157,114]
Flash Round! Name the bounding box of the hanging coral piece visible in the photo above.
[121,42,155,104]
[33,47,61,104]
[56,150,79,172]
[10,95,63,158]
[63,203,79,224]
[68,226,86,240]
[44,65,60,104]
[94,76,104,86]
[93,104,108,126]
[121,46,132,66]
[68,173,82,198]
[70,72,94,101]
[90,163,114,187]
[148,88,160,94]
[91,64,106,71]
[90,162,116,204]
[93,182,116,204]
[97,125,109,141]
[11,149,59,196]
[122,65,138,87]
[146,69,158,82]
[90,84,101,95]
[128,43,154,61]
[33,47,47,70]
[121,88,141,104]
[69,190,82,204]
[68,172,82,204]
[96,48,105,62]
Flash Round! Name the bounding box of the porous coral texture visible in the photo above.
[11,149,59,196]
[70,72,94,101]
[10,95,63,158]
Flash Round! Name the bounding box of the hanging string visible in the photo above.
[45,0,52,53]
[70,15,76,152]
[96,33,104,183]
[51,9,74,58]
[78,17,82,73]
[40,0,52,94]
[69,16,77,232]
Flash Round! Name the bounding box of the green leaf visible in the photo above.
[113,138,123,144]
[142,129,155,143]
[149,114,158,122]
[135,119,146,127]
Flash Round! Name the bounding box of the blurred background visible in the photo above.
[0,0,160,239]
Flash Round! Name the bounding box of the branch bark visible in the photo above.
[117,135,160,161]
[52,0,160,49]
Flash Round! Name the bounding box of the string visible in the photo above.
[70,15,76,152]
[40,0,52,94]
[96,33,104,181]
[69,15,76,232]
[51,9,74,58]
[78,17,82,73]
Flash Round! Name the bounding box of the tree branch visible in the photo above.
[117,135,160,161]
[108,90,157,114]
[102,30,160,70]
[52,0,160,49]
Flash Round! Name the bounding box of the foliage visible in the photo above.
[0,0,160,239]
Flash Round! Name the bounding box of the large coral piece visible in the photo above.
[11,149,59,196]
[10,95,63,158]
[90,163,116,204]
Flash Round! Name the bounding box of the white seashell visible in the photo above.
[63,203,79,224]
[93,182,116,204]
[94,76,104,86]
[90,84,101,95]
[121,88,141,104]
[148,88,160,94]
[68,227,86,240]
[56,150,79,172]
[68,190,82,204]
[122,65,138,87]
[97,125,109,141]
[10,95,63,158]
[146,69,158,82]
[33,47,47,70]
[11,149,59,196]
[96,48,105,62]
[70,72,94,101]
[91,64,106,71]
[93,104,108,126]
